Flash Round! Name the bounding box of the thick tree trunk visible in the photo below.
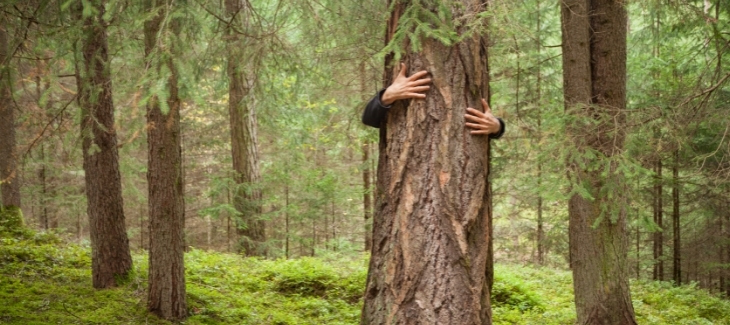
[0,13,21,209]
[144,0,187,320]
[561,0,637,324]
[672,150,681,285]
[362,2,493,324]
[75,0,132,289]
[225,0,265,256]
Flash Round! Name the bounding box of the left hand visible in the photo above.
[465,98,501,135]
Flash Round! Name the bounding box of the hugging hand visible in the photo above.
[381,63,432,106]
[465,99,501,135]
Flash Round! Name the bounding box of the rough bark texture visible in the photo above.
[561,0,637,324]
[144,0,187,320]
[225,0,265,256]
[362,2,493,324]
[75,0,132,289]
[0,13,21,209]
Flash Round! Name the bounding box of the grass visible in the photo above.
[1,230,729,324]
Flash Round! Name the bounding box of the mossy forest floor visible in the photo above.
[1,231,729,325]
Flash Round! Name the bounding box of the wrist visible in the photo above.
[381,88,396,106]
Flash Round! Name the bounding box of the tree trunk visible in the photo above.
[285,183,290,259]
[535,0,544,266]
[144,0,187,320]
[225,0,265,256]
[726,198,729,297]
[561,0,637,324]
[74,0,132,289]
[653,158,663,281]
[362,2,493,324]
[363,141,373,251]
[0,12,21,210]
[672,150,681,285]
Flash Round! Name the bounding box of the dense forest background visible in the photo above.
[1,0,729,322]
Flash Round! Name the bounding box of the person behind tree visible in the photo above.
[362,63,505,139]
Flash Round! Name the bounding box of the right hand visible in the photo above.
[381,63,432,105]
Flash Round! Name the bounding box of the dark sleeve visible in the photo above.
[489,118,505,140]
[362,89,391,128]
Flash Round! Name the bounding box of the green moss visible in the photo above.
[2,236,730,325]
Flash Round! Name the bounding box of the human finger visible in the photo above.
[481,98,492,114]
[398,63,407,77]
[405,93,427,99]
[464,114,486,124]
[410,77,432,86]
[408,70,429,81]
[470,130,492,135]
[466,107,486,118]
[465,122,486,130]
[408,85,430,93]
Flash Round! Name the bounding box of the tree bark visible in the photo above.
[561,0,637,324]
[74,0,132,289]
[225,0,265,256]
[653,158,663,281]
[0,12,21,209]
[672,149,681,285]
[362,2,493,324]
[144,0,187,320]
[535,0,544,266]
[363,141,373,251]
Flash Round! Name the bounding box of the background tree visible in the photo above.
[560,0,637,323]
[74,0,132,289]
[0,9,21,211]
[144,0,186,320]
[225,0,266,256]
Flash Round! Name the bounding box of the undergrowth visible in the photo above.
[1,229,729,324]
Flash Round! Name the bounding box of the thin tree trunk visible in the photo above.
[144,0,186,320]
[654,158,663,281]
[362,2,493,324]
[39,143,49,230]
[361,60,374,252]
[225,0,265,257]
[672,149,681,285]
[561,0,637,323]
[636,216,641,279]
[139,204,144,250]
[285,183,289,259]
[363,141,373,251]
[0,12,21,210]
[720,206,725,293]
[726,197,729,297]
[325,203,330,250]
[535,0,544,266]
[227,183,231,252]
[74,0,132,289]
[331,198,336,251]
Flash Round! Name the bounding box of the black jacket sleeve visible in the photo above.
[490,118,506,139]
[361,89,391,128]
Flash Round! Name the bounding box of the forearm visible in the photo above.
[361,89,391,128]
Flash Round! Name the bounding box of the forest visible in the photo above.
[0,0,729,324]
